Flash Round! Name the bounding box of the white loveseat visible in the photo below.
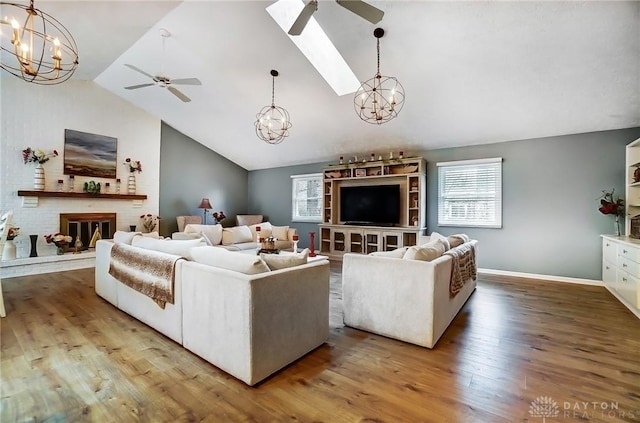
[95,237,329,386]
[172,222,297,252]
[342,235,477,349]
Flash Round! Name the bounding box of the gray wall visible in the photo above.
[248,127,640,280]
[159,123,249,236]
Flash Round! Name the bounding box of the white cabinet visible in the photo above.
[601,235,640,318]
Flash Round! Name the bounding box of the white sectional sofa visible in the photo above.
[172,222,297,252]
[342,234,477,349]
[95,236,330,386]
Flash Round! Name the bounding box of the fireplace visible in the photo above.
[60,213,116,251]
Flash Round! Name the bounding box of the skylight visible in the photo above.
[266,0,361,96]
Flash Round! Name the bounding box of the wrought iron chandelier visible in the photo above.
[354,28,404,124]
[0,0,78,84]
[255,69,292,145]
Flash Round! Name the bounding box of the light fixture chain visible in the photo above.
[376,37,381,75]
[271,75,275,107]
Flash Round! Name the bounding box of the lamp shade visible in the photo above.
[198,198,212,209]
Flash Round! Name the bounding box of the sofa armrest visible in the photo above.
[342,253,453,348]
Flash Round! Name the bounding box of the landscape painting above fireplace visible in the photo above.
[63,129,117,178]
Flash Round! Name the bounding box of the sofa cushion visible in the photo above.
[185,224,223,246]
[189,246,270,274]
[448,234,470,248]
[132,236,204,259]
[272,225,290,240]
[369,247,409,258]
[249,222,273,240]
[260,249,309,271]
[428,231,450,251]
[403,239,447,261]
[113,230,142,244]
[222,226,253,245]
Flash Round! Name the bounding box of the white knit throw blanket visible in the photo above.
[108,243,181,309]
[444,241,477,296]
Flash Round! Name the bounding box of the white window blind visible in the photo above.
[291,173,323,222]
[437,158,503,228]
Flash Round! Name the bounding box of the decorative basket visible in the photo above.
[630,215,640,239]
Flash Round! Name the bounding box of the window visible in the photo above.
[291,173,323,222]
[437,158,503,228]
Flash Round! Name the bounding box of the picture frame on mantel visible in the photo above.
[63,129,117,178]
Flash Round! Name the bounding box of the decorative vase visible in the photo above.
[29,234,38,257]
[129,225,137,232]
[309,231,316,257]
[615,215,621,237]
[2,240,17,261]
[56,244,67,255]
[34,163,45,191]
[127,174,136,194]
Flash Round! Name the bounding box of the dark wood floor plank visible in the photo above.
[2,265,639,422]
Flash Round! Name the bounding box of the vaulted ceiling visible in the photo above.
[5,1,640,170]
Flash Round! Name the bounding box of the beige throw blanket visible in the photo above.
[108,243,181,309]
[444,241,477,296]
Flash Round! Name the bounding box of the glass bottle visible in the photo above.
[116,178,121,193]
[68,175,74,192]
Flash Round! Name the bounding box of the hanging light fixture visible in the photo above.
[255,69,291,145]
[0,0,78,84]
[354,28,404,124]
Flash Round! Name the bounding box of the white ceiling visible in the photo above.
[10,1,640,170]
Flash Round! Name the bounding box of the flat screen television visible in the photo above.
[340,185,400,226]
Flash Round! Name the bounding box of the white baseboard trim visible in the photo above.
[478,268,603,286]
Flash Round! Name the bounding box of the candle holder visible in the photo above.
[308,231,316,257]
[292,234,299,253]
[68,175,74,192]
[116,178,121,193]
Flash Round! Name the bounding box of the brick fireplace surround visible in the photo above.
[0,213,117,278]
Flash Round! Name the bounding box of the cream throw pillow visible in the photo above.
[132,236,204,259]
[403,239,446,261]
[260,249,309,271]
[249,222,273,240]
[185,224,223,245]
[190,246,270,274]
[448,234,470,248]
[113,230,141,244]
[428,231,450,251]
[272,225,290,240]
[369,247,409,258]
[221,226,253,245]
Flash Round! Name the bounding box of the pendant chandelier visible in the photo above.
[0,0,78,85]
[354,28,404,124]
[255,69,292,145]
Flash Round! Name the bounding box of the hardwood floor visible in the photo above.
[1,264,639,422]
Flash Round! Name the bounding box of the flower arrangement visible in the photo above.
[140,214,160,233]
[124,158,143,173]
[22,147,58,165]
[212,211,226,223]
[45,233,73,246]
[6,226,19,241]
[598,189,624,216]
[598,189,624,236]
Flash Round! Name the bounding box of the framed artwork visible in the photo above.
[355,169,366,177]
[63,129,117,178]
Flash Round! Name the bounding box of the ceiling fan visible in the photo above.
[288,0,384,36]
[124,29,201,103]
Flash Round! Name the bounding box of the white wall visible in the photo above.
[0,78,160,259]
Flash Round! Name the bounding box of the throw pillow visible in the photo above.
[272,225,290,240]
[429,231,450,251]
[113,230,141,245]
[189,246,270,274]
[260,249,309,271]
[369,247,409,258]
[142,231,160,239]
[222,226,253,245]
[403,239,446,261]
[132,236,204,259]
[448,233,470,248]
[249,222,273,240]
[185,224,223,245]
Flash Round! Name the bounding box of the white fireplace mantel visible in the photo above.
[0,251,96,278]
